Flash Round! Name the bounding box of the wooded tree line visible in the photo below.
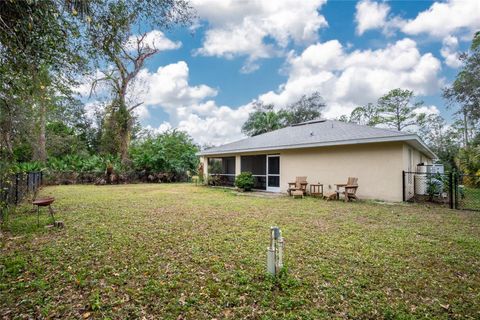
[0,0,199,178]
[242,32,480,174]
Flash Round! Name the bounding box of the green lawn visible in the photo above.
[1,184,480,319]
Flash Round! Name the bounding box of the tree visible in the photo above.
[87,0,193,164]
[417,114,461,171]
[241,102,284,136]
[283,92,325,126]
[0,1,87,163]
[377,88,424,131]
[349,103,382,126]
[129,130,199,179]
[242,92,326,137]
[456,146,480,181]
[45,96,93,158]
[443,31,480,147]
[93,33,159,163]
[471,31,480,51]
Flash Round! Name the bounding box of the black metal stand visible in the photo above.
[36,205,56,226]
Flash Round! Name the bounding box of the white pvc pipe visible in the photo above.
[277,236,284,271]
[267,247,275,275]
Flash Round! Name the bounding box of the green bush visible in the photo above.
[235,172,254,191]
[129,130,199,180]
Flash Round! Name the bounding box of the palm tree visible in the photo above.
[242,104,283,136]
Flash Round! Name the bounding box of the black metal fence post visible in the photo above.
[402,170,406,202]
[454,170,458,210]
[449,171,453,209]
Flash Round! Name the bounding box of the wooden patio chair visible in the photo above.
[287,176,308,196]
[335,177,359,202]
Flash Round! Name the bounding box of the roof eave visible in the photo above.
[406,135,437,159]
[198,134,436,158]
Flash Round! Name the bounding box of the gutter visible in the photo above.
[197,134,436,159]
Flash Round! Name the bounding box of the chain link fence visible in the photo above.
[403,171,453,208]
[1,172,43,221]
[0,172,43,206]
[455,174,480,211]
[403,171,480,211]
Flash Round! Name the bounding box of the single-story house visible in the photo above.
[198,119,435,202]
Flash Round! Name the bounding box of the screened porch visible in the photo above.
[241,155,280,191]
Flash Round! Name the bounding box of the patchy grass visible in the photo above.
[1,184,479,319]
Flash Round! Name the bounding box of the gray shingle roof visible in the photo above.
[198,119,435,158]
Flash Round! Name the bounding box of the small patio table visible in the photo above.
[310,184,323,197]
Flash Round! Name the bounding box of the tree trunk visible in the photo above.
[117,98,131,165]
[34,102,47,162]
[119,126,130,165]
[5,131,13,157]
[396,107,401,131]
[463,111,469,148]
[0,103,14,160]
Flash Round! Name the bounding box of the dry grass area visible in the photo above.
[1,184,479,319]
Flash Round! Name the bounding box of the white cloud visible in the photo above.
[192,0,328,70]
[355,0,389,35]
[130,61,253,145]
[144,104,253,146]
[125,30,181,52]
[135,61,218,119]
[440,36,462,68]
[260,38,443,119]
[414,105,440,115]
[401,0,480,38]
[355,0,480,42]
[175,104,253,146]
[145,122,173,135]
[354,0,405,36]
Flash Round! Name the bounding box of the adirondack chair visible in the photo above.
[335,177,359,202]
[288,176,308,196]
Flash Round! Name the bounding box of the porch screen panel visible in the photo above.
[207,157,235,186]
[222,157,236,174]
[208,157,235,174]
[241,155,266,190]
[241,155,266,175]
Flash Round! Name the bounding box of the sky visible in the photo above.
[81,0,480,146]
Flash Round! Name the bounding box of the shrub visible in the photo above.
[129,130,199,180]
[235,172,254,191]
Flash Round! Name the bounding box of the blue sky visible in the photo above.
[85,0,480,145]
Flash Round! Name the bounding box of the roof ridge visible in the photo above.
[329,119,410,135]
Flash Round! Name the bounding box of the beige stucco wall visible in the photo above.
[200,156,208,178]
[402,143,432,172]
[279,142,405,202]
[200,141,432,202]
